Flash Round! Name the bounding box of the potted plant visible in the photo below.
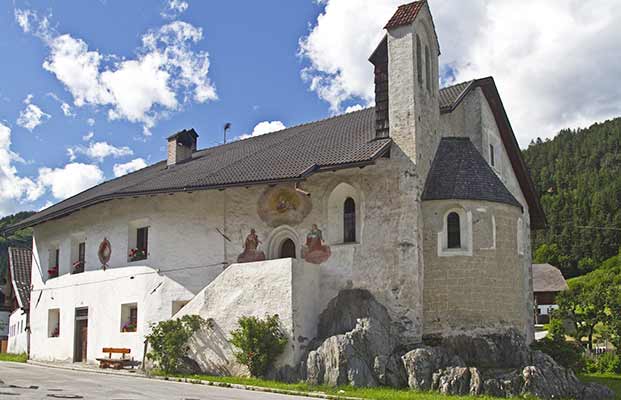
[128,248,146,262]
[72,260,84,274]
[48,265,59,278]
[122,320,137,333]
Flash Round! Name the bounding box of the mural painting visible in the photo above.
[258,185,311,227]
[302,224,331,264]
[237,229,266,263]
[98,238,112,270]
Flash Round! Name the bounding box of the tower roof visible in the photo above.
[422,137,522,209]
[384,1,426,30]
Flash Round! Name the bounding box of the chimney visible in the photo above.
[167,128,198,166]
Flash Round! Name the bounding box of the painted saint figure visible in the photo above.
[302,224,331,264]
[237,228,266,263]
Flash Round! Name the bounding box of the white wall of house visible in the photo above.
[7,310,28,354]
[28,265,193,363]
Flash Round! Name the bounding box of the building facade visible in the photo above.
[5,0,544,369]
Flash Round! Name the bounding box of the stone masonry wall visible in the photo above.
[422,199,528,336]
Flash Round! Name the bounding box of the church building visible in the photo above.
[5,0,545,370]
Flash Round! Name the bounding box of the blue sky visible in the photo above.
[1,0,620,217]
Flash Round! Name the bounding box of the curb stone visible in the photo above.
[26,361,362,400]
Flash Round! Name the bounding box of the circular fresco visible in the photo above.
[98,238,112,268]
[257,185,312,227]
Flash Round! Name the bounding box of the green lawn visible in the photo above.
[0,353,28,363]
[153,371,621,400]
[153,372,529,400]
[580,373,621,400]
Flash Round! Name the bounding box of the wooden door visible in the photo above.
[80,323,88,361]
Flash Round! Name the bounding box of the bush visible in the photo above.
[584,352,621,374]
[531,337,585,371]
[146,315,206,374]
[229,314,288,377]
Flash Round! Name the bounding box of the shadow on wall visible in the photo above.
[186,320,248,376]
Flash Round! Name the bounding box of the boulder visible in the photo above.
[401,346,464,391]
[316,289,393,339]
[306,289,407,388]
[521,351,614,400]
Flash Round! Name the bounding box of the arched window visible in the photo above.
[343,197,356,243]
[416,35,423,86]
[425,45,431,92]
[447,212,461,249]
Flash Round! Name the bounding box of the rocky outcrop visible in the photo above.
[305,289,614,400]
[401,334,614,400]
[305,289,407,387]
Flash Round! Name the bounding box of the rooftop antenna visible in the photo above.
[223,122,231,144]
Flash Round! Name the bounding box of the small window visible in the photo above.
[447,212,461,249]
[48,248,60,278]
[490,144,495,167]
[73,242,86,274]
[425,45,431,92]
[416,35,423,86]
[129,227,148,262]
[121,303,138,333]
[343,197,356,243]
[48,309,60,338]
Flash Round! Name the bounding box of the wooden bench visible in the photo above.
[96,348,132,369]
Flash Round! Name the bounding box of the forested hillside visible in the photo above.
[522,117,621,278]
[0,211,35,284]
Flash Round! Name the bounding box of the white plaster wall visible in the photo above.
[177,258,319,374]
[7,310,28,354]
[28,265,193,364]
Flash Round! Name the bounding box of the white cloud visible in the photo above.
[37,163,104,200]
[82,131,94,141]
[68,141,133,162]
[161,0,189,19]
[300,0,621,145]
[86,118,95,126]
[19,10,217,136]
[238,120,286,140]
[60,102,73,116]
[345,104,364,113]
[113,158,147,177]
[0,122,43,215]
[16,96,51,131]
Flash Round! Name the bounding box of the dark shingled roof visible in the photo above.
[8,247,32,310]
[422,137,522,208]
[384,1,426,30]
[439,80,473,112]
[533,264,568,293]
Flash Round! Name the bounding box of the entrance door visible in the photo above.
[279,239,296,259]
[74,308,88,362]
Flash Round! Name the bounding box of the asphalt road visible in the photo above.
[0,362,313,400]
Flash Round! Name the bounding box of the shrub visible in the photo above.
[229,314,288,377]
[584,352,621,374]
[531,336,585,371]
[146,315,206,374]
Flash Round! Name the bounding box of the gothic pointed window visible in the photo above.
[343,197,356,243]
[416,35,423,86]
[447,212,461,249]
[425,45,431,92]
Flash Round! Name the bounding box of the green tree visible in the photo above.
[229,314,287,377]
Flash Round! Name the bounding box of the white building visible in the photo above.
[7,247,32,355]
[4,0,545,371]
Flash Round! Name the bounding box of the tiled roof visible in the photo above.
[422,137,522,208]
[8,247,32,310]
[385,1,426,30]
[533,263,568,293]
[439,80,473,112]
[8,107,393,232]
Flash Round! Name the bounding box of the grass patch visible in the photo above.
[151,371,516,399]
[0,353,28,363]
[579,373,621,400]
